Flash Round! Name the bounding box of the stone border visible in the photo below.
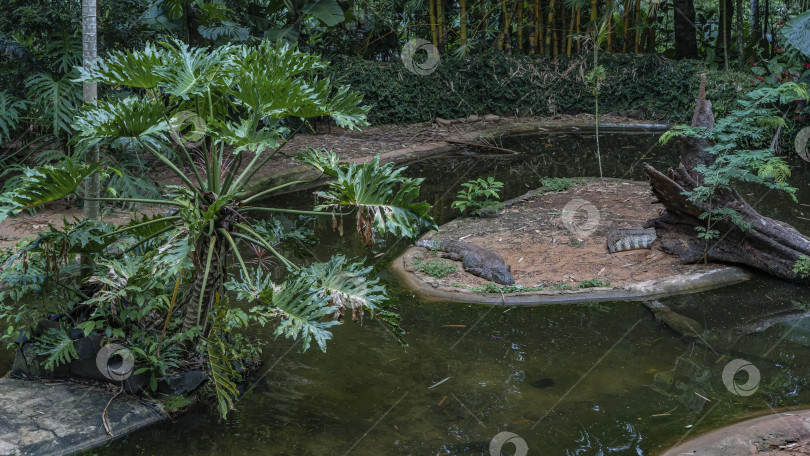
[390,239,751,306]
[659,408,810,455]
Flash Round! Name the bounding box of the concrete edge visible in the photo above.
[390,246,751,306]
[658,407,810,456]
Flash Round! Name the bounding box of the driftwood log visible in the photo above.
[643,75,810,281]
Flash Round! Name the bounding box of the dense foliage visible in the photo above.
[325,52,756,124]
[0,40,436,417]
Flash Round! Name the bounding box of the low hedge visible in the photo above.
[325,53,754,125]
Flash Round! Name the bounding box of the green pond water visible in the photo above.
[6,130,810,455]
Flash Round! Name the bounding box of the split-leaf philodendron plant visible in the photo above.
[0,39,436,417]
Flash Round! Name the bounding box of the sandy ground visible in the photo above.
[408,180,719,289]
[0,113,656,251]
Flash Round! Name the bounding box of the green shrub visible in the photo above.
[326,53,753,125]
[540,177,579,193]
[451,177,504,216]
[578,278,611,288]
[413,259,459,279]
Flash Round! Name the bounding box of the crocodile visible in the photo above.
[415,239,515,285]
[643,300,704,338]
[606,228,657,253]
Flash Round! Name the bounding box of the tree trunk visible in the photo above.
[82,0,99,222]
[717,0,733,70]
[644,76,810,281]
[528,0,538,54]
[736,0,743,63]
[81,0,99,277]
[460,0,468,48]
[674,0,698,58]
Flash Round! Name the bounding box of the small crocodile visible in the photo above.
[415,239,515,285]
[643,300,704,338]
[606,228,657,253]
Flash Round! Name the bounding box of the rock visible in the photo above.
[434,117,453,126]
[11,344,42,378]
[482,114,500,122]
[467,115,480,122]
[69,334,107,382]
[11,343,70,378]
[158,370,207,396]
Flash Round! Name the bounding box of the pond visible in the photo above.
[6,129,810,455]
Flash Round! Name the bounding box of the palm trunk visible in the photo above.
[537,0,544,54]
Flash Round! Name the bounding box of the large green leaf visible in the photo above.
[25,72,81,138]
[783,11,810,58]
[76,42,167,89]
[248,270,339,352]
[34,327,77,371]
[73,97,170,152]
[313,154,437,243]
[157,39,239,99]
[301,0,345,26]
[0,91,27,144]
[0,159,102,223]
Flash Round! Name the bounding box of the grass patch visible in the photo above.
[577,278,611,288]
[540,177,581,193]
[161,394,191,412]
[413,259,458,279]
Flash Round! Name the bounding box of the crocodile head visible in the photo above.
[491,266,515,285]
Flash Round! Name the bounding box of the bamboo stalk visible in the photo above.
[429,0,439,48]
[518,0,525,52]
[633,0,641,52]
